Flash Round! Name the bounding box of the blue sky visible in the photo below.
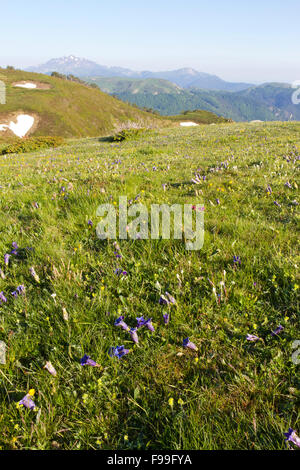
[1,0,299,83]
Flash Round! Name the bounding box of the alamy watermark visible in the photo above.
[96,197,204,251]
[291,81,300,105]
[0,81,6,104]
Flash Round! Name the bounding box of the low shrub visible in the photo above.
[112,128,145,142]
[1,136,64,155]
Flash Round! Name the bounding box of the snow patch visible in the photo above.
[14,82,37,89]
[0,114,35,138]
[180,121,199,127]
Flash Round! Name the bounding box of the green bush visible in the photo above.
[112,128,145,142]
[1,136,64,155]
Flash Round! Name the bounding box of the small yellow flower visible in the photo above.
[194,357,199,364]
[178,398,184,406]
[96,439,102,446]
[253,324,257,330]
[28,389,35,396]
[124,435,128,441]
[168,397,174,408]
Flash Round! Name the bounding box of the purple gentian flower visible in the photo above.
[163,313,170,324]
[144,318,155,332]
[18,394,36,410]
[274,201,281,207]
[130,328,139,344]
[216,199,220,205]
[159,295,168,305]
[233,256,241,265]
[165,292,176,304]
[159,292,176,306]
[246,334,260,342]
[80,354,100,367]
[0,291,7,303]
[4,254,10,266]
[136,316,146,329]
[183,338,198,351]
[115,316,130,331]
[12,285,25,298]
[284,428,300,448]
[271,325,284,337]
[109,345,129,359]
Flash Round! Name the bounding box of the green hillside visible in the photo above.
[89,76,300,121]
[168,110,231,124]
[0,69,167,141]
[88,76,183,95]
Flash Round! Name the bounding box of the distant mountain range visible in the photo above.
[26,55,253,92]
[88,77,299,122]
[24,56,299,122]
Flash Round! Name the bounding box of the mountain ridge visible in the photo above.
[26,55,253,92]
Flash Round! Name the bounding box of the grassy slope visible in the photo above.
[0,122,299,450]
[168,110,231,124]
[0,69,167,140]
[88,76,183,94]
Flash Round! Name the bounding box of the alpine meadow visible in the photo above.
[0,0,299,456]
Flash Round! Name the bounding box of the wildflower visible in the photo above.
[233,256,241,265]
[115,315,130,332]
[109,345,129,359]
[80,354,101,367]
[144,318,155,332]
[216,198,220,205]
[246,334,260,342]
[284,428,300,448]
[29,267,40,283]
[168,397,174,408]
[136,316,146,329]
[183,338,198,351]
[129,328,139,344]
[163,313,170,324]
[62,307,68,321]
[274,201,281,207]
[159,292,176,305]
[178,398,184,406]
[44,361,57,377]
[266,185,272,195]
[4,254,11,266]
[11,242,19,255]
[0,291,7,304]
[0,268,5,280]
[33,202,39,209]
[271,325,284,337]
[159,295,168,305]
[87,219,93,227]
[12,285,25,298]
[285,182,292,189]
[18,390,36,410]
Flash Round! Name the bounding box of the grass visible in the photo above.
[0,68,168,140]
[0,121,299,450]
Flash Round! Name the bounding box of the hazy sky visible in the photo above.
[1,0,299,83]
